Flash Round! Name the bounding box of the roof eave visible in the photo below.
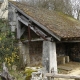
[9,2,61,41]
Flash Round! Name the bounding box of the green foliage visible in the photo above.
[0,19,19,68]
[24,68,37,80]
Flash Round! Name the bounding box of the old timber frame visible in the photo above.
[9,1,80,80]
[9,1,58,73]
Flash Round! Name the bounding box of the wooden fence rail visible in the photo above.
[45,73,80,79]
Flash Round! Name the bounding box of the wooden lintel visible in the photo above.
[23,37,52,42]
[23,38,44,43]
[45,73,80,79]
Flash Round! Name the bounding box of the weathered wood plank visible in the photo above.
[23,37,52,42]
[45,73,80,79]
[18,16,29,26]
[23,38,44,42]
[16,19,21,39]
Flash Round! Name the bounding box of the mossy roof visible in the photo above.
[9,1,80,41]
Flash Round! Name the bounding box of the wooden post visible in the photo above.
[45,73,80,79]
[16,19,21,39]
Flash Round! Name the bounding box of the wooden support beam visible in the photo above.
[23,37,52,43]
[16,14,28,39]
[45,73,80,79]
[23,38,44,42]
[17,16,29,26]
[20,15,30,23]
[16,19,26,39]
[17,16,47,40]
[16,19,21,39]
[35,27,47,37]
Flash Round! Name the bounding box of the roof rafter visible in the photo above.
[17,15,49,40]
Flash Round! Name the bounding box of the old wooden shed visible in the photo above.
[9,1,80,73]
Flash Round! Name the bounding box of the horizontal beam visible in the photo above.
[23,38,44,42]
[23,37,52,42]
[45,73,80,79]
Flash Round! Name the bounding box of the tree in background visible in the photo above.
[18,0,80,20]
[71,0,80,19]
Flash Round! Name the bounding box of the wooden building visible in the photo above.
[8,1,80,73]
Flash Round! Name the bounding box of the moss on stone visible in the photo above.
[25,68,37,80]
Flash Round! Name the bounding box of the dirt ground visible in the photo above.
[55,61,80,80]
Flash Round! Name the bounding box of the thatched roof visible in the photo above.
[9,1,80,41]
